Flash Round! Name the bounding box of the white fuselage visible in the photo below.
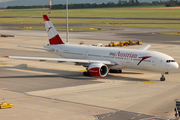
[45,44,179,73]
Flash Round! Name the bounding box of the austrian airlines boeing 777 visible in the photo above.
[5,15,179,81]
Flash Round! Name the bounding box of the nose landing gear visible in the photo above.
[160,73,165,81]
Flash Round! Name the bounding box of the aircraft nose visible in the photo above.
[175,62,179,69]
[167,62,179,70]
[171,62,179,69]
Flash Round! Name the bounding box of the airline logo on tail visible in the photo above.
[47,27,52,32]
[43,15,64,45]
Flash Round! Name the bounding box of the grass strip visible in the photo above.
[1,7,180,18]
[92,24,180,29]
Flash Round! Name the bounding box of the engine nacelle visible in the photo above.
[88,63,108,77]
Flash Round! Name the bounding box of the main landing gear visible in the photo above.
[109,69,122,73]
[160,73,165,81]
[83,71,91,76]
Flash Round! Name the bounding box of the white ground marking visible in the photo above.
[163,100,169,104]
[119,83,180,110]
[131,116,136,119]
[146,108,153,112]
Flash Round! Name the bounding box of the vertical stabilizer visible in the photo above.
[43,15,64,45]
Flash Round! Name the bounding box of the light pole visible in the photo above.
[66,0,69,43]
[5,0,6,8]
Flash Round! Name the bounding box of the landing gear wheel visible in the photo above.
[118,70,122,73]
[160,74,165,81]
[83,72,87,76]
[83,72,91,76]
[160,77,165,81]
[109,69,122,73]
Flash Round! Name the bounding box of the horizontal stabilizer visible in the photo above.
[137,44,151,51]
[18,45,53,51]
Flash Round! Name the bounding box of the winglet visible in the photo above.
[43,15,64,45]
[137,44,151,51]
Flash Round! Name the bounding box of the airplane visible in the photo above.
[5,15,179,81]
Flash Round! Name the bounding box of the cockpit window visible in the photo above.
[166,60,175,63]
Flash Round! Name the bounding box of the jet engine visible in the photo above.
[88,63,108,77]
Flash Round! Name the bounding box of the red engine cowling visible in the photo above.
[88,63,108,77]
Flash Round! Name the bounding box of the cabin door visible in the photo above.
[152,57,157,66]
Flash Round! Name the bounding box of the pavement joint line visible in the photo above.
[96,110,172,120]
[3,89,24,94]
[139,116,170,120]
[117,110,174,120]
[25,79,122,96]
[94,115,99,120]
[101,116,105,119]
[131,116,135,119]
[2,89,118,112]
[15,99,93,116]
[112,111,116,114]
[119,83,180,111]
[146,108,153,112]
[94,110,117,116]
[1,91,105,119]
[163,100,169,104]
[24,93,119,111]
[168,114,175,120]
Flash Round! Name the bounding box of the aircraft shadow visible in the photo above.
[0,74,97,80]
[111,72,143,74]
[0,66,156,81]
[105,75,156,81]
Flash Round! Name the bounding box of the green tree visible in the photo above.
[129,0,134,3]
[135,0,139,4]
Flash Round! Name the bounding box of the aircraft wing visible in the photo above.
[137,44,151,51]
[4,56,115,65]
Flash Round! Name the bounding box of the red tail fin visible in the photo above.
[43,15,64,45]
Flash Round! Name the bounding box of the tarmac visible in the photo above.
[0,27,180,120]
[1,16,180,20]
